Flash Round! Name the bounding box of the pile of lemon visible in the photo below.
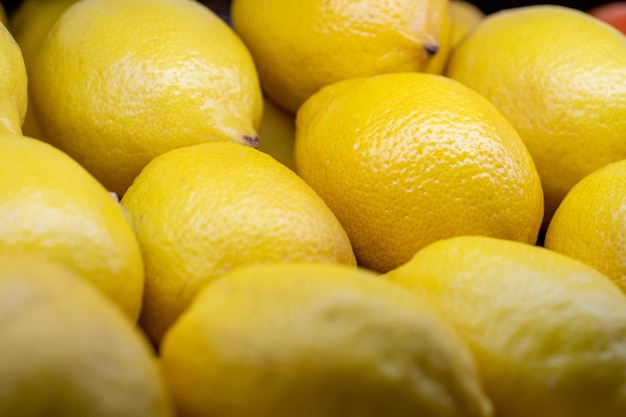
[2,0,626,416]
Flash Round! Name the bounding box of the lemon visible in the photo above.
[0,256,173,417]
[446,5,626,224]
[10,0,79,139]
[161,262,493,417]
[231,0,451,114]
[294,72,543,273]
[30,0,263,196]
[0,133,144,320]
[0,21,27,135]
[385,235,626,417]
[545,160,626,293]
[121,142,356,344]
[257,97,296,170]
[449,1,484,48]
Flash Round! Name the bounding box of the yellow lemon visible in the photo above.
[10,0,79,139]
[121,142,356,344]
[294,72,543,273]
[231,0,451,114]
[385,235,626,417]
[545,160,626,293]
[30,0,263,196]
[0,22,27,135]
[446,5,626,225]
[161,262,493,417]
[0,133,144,320]
[257,97,296,170]
[449,1,484,48]
[0,256,173,417]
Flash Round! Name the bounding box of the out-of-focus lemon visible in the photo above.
[449,1,484,47]
[162,262,493,417]
[386,235,626,417]
[0,133,144,320]
[0,256,173,417]
[10,0,80,138]
[231,0,451,113]
[0,23,26,134]
[257,97,296,170]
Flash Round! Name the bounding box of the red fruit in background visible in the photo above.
[589,2,626,34]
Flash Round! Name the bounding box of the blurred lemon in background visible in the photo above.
[10,0,79,138]
[449,0,484,47]
[257,97,296,170]
[231,0,451,114]
[0,22,26,134]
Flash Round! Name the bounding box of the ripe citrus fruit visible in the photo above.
[257,97,296,170]
[385,235,626,417]
[10,0,79,139]
[0,256,173,417]
[545,160,626,293]
[294,72,543,273]
[161,262,493,417]
[589,2,626,34]
[231,0,451,114]
[30,0,263,196]
[446,5,626,224]
[449,0,484,48]
[0,133,144,320]
[121,142,356,344]
[0,22,27,135]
